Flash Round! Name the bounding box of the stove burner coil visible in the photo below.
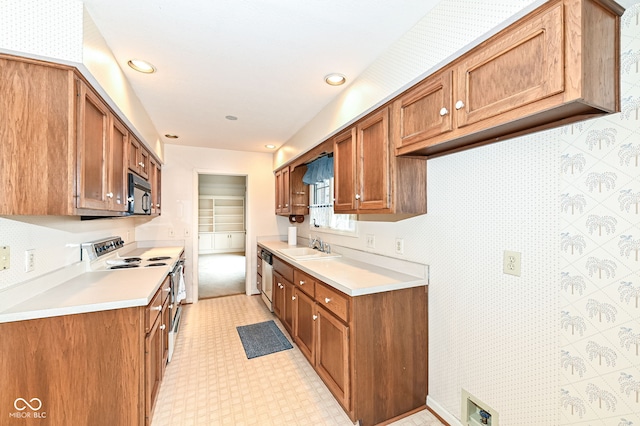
[146,263,168,267]
[123,257,142,263]
[147,256,171,261]
[109,264,140,269]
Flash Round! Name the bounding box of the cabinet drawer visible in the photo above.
[273,256,294,282]
[145,287,164,334]
[293,269,315,298]
[315,282,349,323]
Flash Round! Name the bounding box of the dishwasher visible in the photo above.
[260,249,274,312]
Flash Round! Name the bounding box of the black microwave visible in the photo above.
[128,173,152,215]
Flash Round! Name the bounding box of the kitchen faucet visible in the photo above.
[309,235,330,253]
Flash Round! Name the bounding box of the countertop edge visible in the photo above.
[258,240,428,297]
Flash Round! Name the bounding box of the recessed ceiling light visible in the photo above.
[127,59,156,74]
[265,144,276,149]
[324,73,346,86]
[225,115,238,121]
[164,134,179,139]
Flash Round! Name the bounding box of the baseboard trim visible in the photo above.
[427,396,463,426]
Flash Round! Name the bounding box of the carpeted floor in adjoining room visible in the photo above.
[198,252,246,299]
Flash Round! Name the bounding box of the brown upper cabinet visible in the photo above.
[0,54,161,216]
[394,0,623,157]
[334,107,427,215]
[274,166,290,215]
[275,165,310,216]
[129,135,150,179]
[76,80,135,214]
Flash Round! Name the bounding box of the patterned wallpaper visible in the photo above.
[560,5,640,424]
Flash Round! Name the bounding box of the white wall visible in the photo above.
[0,216,137,291]
[135,144,281,302]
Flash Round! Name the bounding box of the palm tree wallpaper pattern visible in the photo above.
[560,4,640,424]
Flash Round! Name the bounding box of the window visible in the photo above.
[309,178,356,234]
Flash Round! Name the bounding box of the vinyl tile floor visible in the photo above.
[152,294,444,426]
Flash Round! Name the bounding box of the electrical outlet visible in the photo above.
[168,228,175,237]
[395,238,404,254]
[503,250,521,276]
[0,246,10,270]
[25,249,35,272]
[366,234,375,248]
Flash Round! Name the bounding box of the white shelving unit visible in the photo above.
[198,196,245,253]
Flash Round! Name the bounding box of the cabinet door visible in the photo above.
[393,70,453,149]
[293,289,315,365]
[128,135,149,178]
[229,232,245,251]
[214,233,230,250]
[315,305,350,410]
[283,280,294,334]
[273,271,285,318]
[198,233,213,251]
[108,117,129,212]
[139,147,150,179]
[274,169,282,214]
[76,82,110,211]
[357,107,390,211]
[281,166,290,214]
[161,293,170,369]
[275,167,291,215]
[333,128,357,213]
[455,2,563,128]
[145,314,163,423]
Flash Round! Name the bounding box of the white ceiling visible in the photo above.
[82,0,443,153]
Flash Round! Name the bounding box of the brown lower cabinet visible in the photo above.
[278,256,428,426]
[0,276,171,426]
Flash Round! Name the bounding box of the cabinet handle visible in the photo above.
[169,304,173,309]
[455,100,465,110]
[292,296,296,301]
[139,162,145,168]
[156,203,160,208]
[164,287,171,292]
[439,107,449,116]
[312,315,318,321]
[106,192,113,198]
[152,306,162,311]
[355,194,361,200]
[160,324,166,330]
[299,280,305,285]
[324,297,331,304]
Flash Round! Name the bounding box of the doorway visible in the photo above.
[197,174,246,299]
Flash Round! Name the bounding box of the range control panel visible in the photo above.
[81,237,125,261]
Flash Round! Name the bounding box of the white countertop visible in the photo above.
[258,241,426,296]
[0,245,184,323]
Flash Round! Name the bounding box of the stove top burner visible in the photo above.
[147,256,171,261]
[146,263,168,267]
[123,257,142,263]
[109,264,140,269]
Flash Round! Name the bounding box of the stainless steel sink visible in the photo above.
[276,247,341,261]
